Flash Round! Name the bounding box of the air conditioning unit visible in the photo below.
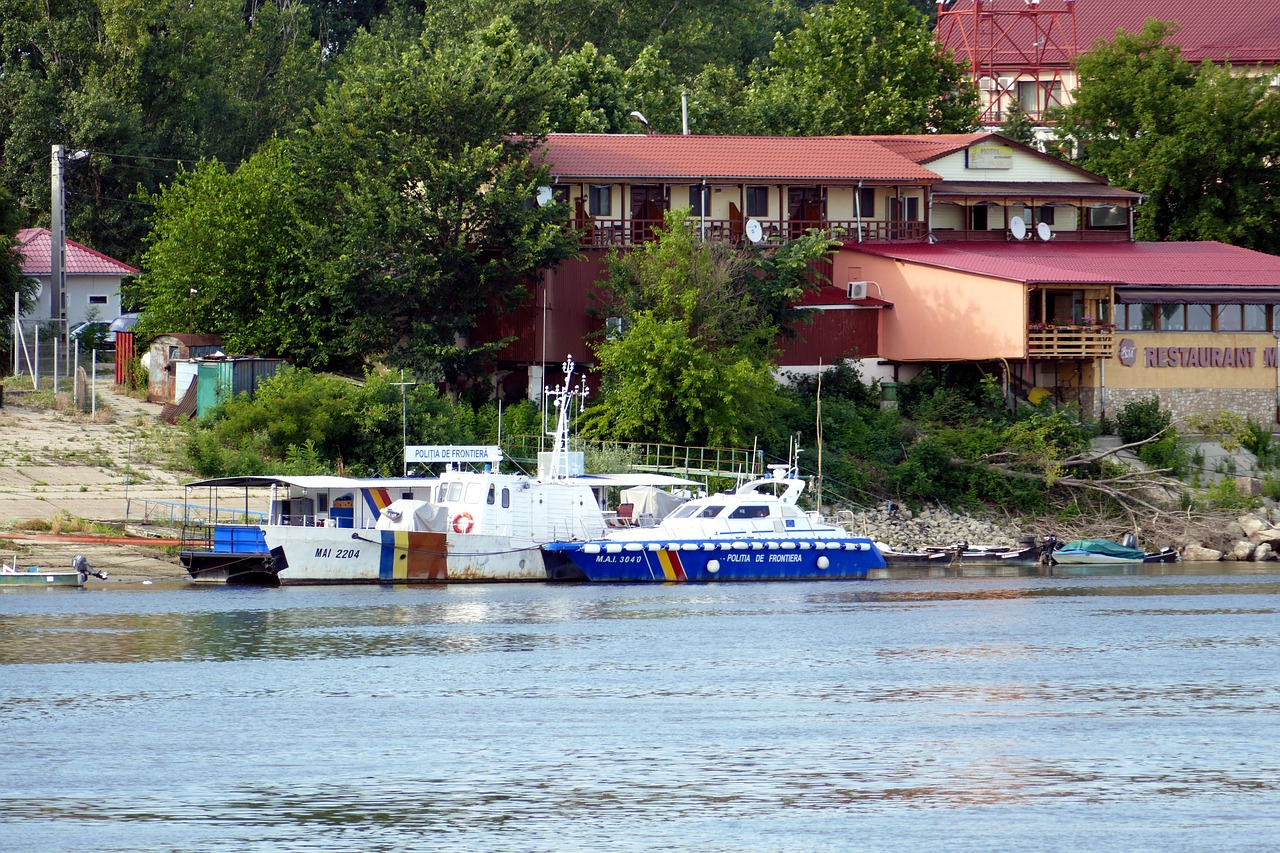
[978,77,996,91]
[847,281,869,300]
[997,76,1015,89]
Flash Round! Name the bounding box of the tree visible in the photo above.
[999,101,1036,147]
[580,211,833,446]
[137,20,578,385]
[1054,20,1280,252]
[0,185,37,317]
[740,0,978,136]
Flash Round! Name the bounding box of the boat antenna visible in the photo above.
[544,354,589,480]
[815,359,823,515]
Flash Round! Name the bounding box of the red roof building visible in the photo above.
[935,0,1280,124]
[475,132,1280,423]
[14,228,138,328]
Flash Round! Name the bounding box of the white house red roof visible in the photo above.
[853,241,1280,288]
[541,134,941,183]
[937,0,1280,67]
[15,228,139,276]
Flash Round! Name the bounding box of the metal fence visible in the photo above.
[126,498,268,531]
[9,319,114,392]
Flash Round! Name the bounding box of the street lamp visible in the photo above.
[189,288,198,333]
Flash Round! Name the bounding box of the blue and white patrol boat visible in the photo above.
[544,467,884,582]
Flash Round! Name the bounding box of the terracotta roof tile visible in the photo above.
[16,228,139,276]
[541,134,942,183]
[854,240,1280,287]
[937,0,1280,66]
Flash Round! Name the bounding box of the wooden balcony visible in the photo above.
[1027,326,1115,359]
[576,217,928,249]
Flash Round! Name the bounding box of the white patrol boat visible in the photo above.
[544,466,885,583]
[180,356,696,584]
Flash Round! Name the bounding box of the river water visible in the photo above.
[2,564,1279,852]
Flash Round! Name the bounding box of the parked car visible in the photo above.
[69,320,112,351]
[108,313,140,339]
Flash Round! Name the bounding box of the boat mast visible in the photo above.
[544,354,589,480]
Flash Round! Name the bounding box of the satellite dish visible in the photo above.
[536,186,553,207]
[1009,217,1027,241]
[1036,221,1052,241]
[745,219,764,244]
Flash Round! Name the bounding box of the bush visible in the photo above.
[1116,396,1170,444]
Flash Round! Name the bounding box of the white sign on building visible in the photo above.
[404,445,503,464]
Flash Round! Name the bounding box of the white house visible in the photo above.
[14,227,138,326]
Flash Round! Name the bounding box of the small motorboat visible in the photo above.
[0,555,108,588]
[877,537,1043,569]
[1048,534,1179,566]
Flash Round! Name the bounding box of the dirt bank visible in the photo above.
[0,385,191,579]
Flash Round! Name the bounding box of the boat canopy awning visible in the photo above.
[184,475,436,490]
[568,473,702,488]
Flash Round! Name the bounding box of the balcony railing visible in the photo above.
[576,217,928,248]
[1027,325,1115,358]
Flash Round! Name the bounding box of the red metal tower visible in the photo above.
[935,0,1079,126]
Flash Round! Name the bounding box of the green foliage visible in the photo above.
[1115,396,1171,444]
[1202,477,1261,511]
[582,210,830,446]
[1262,473,1280,501]
[1055,20,1280,253]
[898,368,1008,427]
[1230,416,1279,471]
[0,185,37,317]
[742,0,979,136]
[190,366,478,477]
[999,102,1036,147]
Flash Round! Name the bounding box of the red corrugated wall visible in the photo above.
[114,331,135,384]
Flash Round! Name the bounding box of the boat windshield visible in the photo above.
[728,505,771,519]
[668,503,726,520]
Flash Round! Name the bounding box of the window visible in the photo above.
[1119,304,1155,331]
[1187,304,1212,331]
[1217,305,1243,331]
[729,506,771,519]
[905,197,920,221]
[588,185,612,217]
[1245,305,1268,331]
[88,295,108,305]
[1089,205,1127,228]
[1016,80,1039,113]
[970,205,990,230]
[501,488,510,509]
[746,186,769,218]
[317,493,329,513]
[401,492,412,500]
[487,485,496,505]
[1037,205,1055,225]
[1160,304,1185,331]
[697,505,725,519]
[688,186,706,216]
[858,187,876,218]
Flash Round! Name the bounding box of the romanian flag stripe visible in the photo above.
[656,549,686,581]
[364,488,394,517]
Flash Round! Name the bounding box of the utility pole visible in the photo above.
[51,145,88,374]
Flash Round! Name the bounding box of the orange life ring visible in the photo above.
[452,512,474,534]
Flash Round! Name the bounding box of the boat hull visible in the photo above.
[0,571,86,587]
[544,538,885,582]
[181,550,279,585]
[264,526,548,584]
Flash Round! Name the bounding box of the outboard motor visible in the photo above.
[72,554,109,581]
[1120,532,1139,550]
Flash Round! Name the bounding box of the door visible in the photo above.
[630,185,666,243]
[787,187,824,238]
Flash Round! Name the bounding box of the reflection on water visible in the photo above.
[2,564,1279,851]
